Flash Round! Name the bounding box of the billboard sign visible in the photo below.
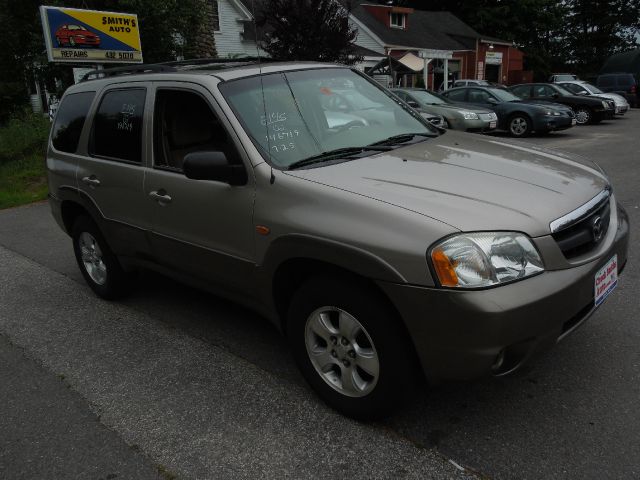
[40,6,142,63]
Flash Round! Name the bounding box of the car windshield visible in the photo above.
[583,83,604,94]
[406,90,449,105]
[490,88,521,102]
[219,68,436,169]
[554,84,574,96]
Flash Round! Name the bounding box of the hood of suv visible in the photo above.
[285,131,609,236]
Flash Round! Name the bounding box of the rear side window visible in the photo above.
[91,88,146,163]
[51,91,95,153]
[511,85,531,98]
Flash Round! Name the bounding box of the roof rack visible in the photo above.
[80,64,177,82]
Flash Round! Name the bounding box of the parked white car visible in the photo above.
[558,80,630,115]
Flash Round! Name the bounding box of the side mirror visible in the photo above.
[183,151,247,186]
[407,100,419,108]
[487,97,498,104]
[552,93,559,98]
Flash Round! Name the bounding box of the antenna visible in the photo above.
[250,0,275,183]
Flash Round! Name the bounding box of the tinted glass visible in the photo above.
[618,76,633,86]
[154,89,236,171]
[598,76,614,87]
[92,88,146,163]
[511,85,531,98]
[468,89,491,103]
[534,85,555,96]
[490,88,521,101]
[445,89,467,101]
[51,91,95,153]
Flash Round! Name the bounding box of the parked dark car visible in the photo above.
[55,24,101,48]
[391,88,497,132]
[441,86,575,137]
[596,73,638,108]
[509,83,615,125]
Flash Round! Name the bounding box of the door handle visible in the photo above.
[81,175,101,188]
[149,190,172,205]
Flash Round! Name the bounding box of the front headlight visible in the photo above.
[461,111,479,120]
[430,232,544,288]
[602,100,609,108]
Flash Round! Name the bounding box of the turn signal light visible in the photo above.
[431,248,459,287]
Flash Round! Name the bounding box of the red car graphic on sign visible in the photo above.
[55,24,101,48]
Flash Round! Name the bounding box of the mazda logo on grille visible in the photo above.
[592,216,604,242]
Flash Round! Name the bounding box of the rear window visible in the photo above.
[51,91,95,153]
[618,76,634,86]
[91,88,146,163]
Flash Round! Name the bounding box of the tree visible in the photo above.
[561,0,640,75]
[256,0,362,64]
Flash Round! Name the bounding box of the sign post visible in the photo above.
[40,6,143,64]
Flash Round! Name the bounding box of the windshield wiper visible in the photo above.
[368,132,436,147]
[287,145,392,170]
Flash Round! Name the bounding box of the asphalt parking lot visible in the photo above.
[1,110,638,479]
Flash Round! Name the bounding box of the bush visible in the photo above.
[0,112,51,209]
[0,111,50,166]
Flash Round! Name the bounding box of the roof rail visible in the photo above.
[80,64,177,82]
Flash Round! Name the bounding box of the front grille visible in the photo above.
[551,197,611,259]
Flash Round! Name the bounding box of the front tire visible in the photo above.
[287,276,415,419]
[574,107,592,125]
[508,114,532,137]
[72,216,131,300]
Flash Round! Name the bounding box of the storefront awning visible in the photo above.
[398,52,425,72]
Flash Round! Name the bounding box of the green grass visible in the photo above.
[0,112,50,210]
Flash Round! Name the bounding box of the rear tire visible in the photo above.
[287,275,415,419]
[72,216,131,300]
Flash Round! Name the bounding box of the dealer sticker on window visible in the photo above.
[595,255,618,307]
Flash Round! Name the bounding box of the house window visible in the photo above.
[212,0,220,31]
[390,12,405,29]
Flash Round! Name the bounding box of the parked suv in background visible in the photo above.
[47,61,629,419]
[596,73,638,108]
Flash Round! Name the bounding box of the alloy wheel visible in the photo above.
[510,116,528,136]
[304,306,379,397]
[575,108,590,124]
[78,232,107,285]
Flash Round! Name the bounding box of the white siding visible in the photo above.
[350,19,385,54]
[214,0,262,58]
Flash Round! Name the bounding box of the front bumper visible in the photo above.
[379,204,629,382]
[615,105,629,115]
[533,114,574,132]
[463,117,497,132]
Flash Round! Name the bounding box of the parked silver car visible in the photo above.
[558,80,630,115]
[392,88,497,132]
[47,62,629,419]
